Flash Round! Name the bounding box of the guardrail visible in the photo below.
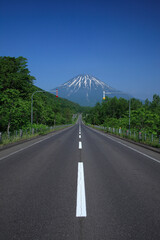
[0,124,72,145]
[88,124,160,148]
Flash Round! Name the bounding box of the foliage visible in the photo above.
[84,95,160,136]
[0,56,81,132]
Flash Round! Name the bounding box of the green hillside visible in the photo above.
[0,56,81,133]
[84,96,160,136]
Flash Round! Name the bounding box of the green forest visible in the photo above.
[1,56,160,143]
[0,56,81,133]
[84,95,160,136]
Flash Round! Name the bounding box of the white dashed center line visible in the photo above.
[79,141,82,149]
[76,162,87,217]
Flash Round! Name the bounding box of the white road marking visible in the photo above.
[89,127,160,164]
[0,126,73,161]
[79,135,81,138]
[76,162,87,217]
[0,137,51,161]
[117,141,160,164]
[79,141,82,149]
[104,134,160,164]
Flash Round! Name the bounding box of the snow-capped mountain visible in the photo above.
[52,74,131,106]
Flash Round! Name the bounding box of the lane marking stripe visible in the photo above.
[79,135,81,138]
[89,127,160,164]
[0,136,52,161]
[0,126,73,161]
[79,141,82,149]
[76,162,87,217]
[104,134,160,164]
[117,141,160,164]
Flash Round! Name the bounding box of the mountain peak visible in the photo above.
[52,74,131,106]
[62,74,113,91]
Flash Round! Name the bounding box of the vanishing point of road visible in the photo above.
[0,116,160,239]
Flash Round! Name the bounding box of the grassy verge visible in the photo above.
[86,123,160,149]
[0,124,72,148]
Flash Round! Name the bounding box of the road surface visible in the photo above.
[0,118,160,239]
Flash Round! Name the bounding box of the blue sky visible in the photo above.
[1,0,160,100]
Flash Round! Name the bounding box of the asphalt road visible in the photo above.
[0,118,160,240]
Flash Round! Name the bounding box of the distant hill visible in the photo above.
[52,74,132,107]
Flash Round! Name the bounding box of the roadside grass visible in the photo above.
[0,124,72,148]
[87,124,160,149]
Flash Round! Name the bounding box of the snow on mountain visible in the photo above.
[52,74,131,106]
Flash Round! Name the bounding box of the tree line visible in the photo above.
[84,95,160,136]
[1,56,159,136]
[0,56,81,133]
